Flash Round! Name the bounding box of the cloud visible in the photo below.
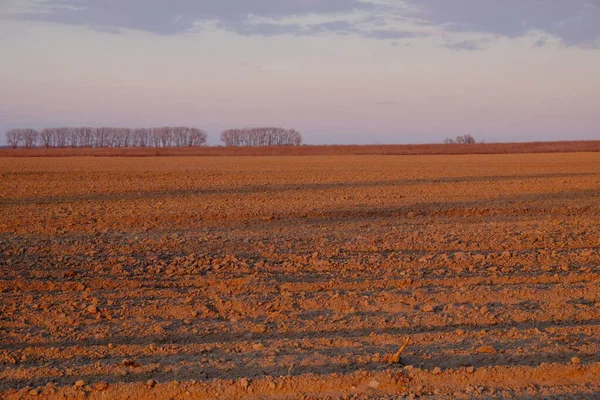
[363,29,423,40]
[8,0,374,35]
[218,19,360,37]
[444,39,489,51]
[410,0,600,47]
[6,0,600,47]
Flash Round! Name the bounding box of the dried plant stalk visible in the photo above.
[388,337,410,364]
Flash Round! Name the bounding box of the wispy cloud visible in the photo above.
[444,39,490,51]
[413,0,600,47]
[5,0,600,48]
[7,0,374,35]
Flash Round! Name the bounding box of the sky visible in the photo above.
[1,0,599,145]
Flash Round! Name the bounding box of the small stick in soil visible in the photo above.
[388,337,410,364]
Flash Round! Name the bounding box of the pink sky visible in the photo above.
[1,0,599,144]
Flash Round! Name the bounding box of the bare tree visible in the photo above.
[221,127,302,147]
[462,134,476,144]
[158,127,175,147]
[53,127,69,148]
[94,127,111,148]
[22,129,39,148]
[40,129,55,148]
[133,128,150,147]
[173,126,188,147]
[188,128,207,146]
[78,127,95,147]
[6,129,23,149]
[444,135,476,144]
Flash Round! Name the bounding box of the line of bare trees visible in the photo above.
[5,129,40,149]
[4,127,208,149]
[221,127,302,147]
[444,135,476,144]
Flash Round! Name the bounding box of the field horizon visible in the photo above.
[1,140,599,158]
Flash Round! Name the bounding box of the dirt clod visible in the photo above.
[368,379,380,389]
[477,346,497,354]
[93,382,108,391]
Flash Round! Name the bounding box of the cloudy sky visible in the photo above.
[1,0,599,145]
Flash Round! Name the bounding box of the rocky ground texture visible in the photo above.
[1,153,599,399]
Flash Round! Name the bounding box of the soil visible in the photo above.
[1,153,599,399]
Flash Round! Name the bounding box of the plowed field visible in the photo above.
[1,154,599,399]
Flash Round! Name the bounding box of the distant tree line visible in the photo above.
[4,127,208,149]
[4,126,303,148]
[221,127,302,147]
[444,135,476,144]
